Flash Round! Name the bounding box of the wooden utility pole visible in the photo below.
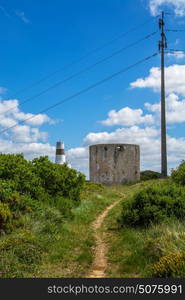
[159,11,167,177]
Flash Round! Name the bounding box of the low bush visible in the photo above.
[0,203,12,231]
[140,170,162,181]
[0,229,42,277]
[0,154,43,200]
[0,180,36,231]
[120,183,185,227]
[81,181,104,199]
[0,154,85,232]
[32,156,85,203]
[152,252,185,278]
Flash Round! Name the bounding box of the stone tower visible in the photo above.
[89,144,140,184]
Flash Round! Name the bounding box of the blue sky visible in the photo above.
[1,0,185,176]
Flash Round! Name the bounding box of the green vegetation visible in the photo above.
[0,153,86,277]
[171,160,185,186]
[106,209,185,277]
[120,182,185,227]
[105,161,185,278]
[0,155,120,277]
[152,251,185,278]
[1,153,185,278]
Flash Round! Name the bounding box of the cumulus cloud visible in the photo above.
[131,64,185,96]
[101,106,154,126]
[0,138,55,160]
[11,125,48,143]
[0,99,53,129]
[0,97,56,162]
[149,0,185,16]
[14,111,53,126]
[145,92,185,123]
[66,147,89,176]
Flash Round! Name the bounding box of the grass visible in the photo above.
[36,184,122,278]
[0,182,121,278]
[104,180,185,278]
[1,178,185,278]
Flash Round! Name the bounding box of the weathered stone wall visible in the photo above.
[89,144,140,184]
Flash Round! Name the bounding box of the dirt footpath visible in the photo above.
[87,200,120,278]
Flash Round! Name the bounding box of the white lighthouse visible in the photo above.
[55,141,66,164]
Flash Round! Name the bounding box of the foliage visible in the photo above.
[0,181,117,278]
[32,156,85,202]
[120,183,185,227]
[106,190,185,278]
[0,180,35,231]
[0,154,85,232]
[171,160,185,186]
[81,181,104,199]
[0,203,12,231]
[140,170,162,181]
[0,154,43,200]
[152,252,185,278]
[0,229,42,277]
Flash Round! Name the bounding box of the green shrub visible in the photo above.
[32,156,85,202]
[48,196,74,219]
[120,183,185,227]
[0,154,85,205]
[0,203,12,231]
[0,229,42,277]
[0,180,37,231]
[0,154,43,200]
[81,181,104,199]
[171,161,185,186]
[152,252,185,278]
[140,170,162,181]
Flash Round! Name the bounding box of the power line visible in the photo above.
[10,17,157,98]
[1,31,158,116]
[0,52,158,135]
[166,29,185,32]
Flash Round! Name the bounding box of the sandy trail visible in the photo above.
[87,200,120,278]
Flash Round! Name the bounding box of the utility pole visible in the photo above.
[159,11,167,177]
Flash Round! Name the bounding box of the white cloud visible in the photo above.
[101,106,154,126]
[11,125,48,143]
[0,99,53,129]
[149,0,185,16]
[0,96,71,170]
[0,99,18,113]
[131,64,185,96]
[13,111,53,126]
[66,147,89,176]
[0,98,56,161]
[15,10,30,24]
[146,92,185,123]
[0,139,55,160]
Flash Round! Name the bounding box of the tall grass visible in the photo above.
[105,182,185,278]
[0,182,121,278]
